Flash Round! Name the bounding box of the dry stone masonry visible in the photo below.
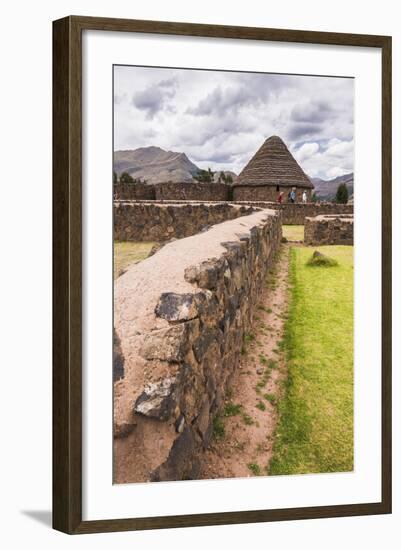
[114,201,257,242]
[114,182,156,200]
[114,200,354,236]
[155,181,231,201]
[113,208,282,483]
[304,214,354,245]
[233,201,353,224]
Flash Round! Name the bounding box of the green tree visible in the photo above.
[194,167,214,183]
[335,183,349,204]
[113,171,118,184]
[120,172,134,183]
[311,192,318,203]
[226,174,233,184]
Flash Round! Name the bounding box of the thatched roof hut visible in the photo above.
[235,135,314,190]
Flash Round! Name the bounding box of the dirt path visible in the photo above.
[199,244,291,479]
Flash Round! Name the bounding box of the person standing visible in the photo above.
[290,188,296,203]
[302,190,307,203]
[278,191,284,204]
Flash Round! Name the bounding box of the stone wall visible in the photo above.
[155,181,231,201]
[113,208,282,483]
[114,201,257,242]
[304,214,354,245]
[233,201,354,225]
[114,182,156,200]
[233,185,313,203]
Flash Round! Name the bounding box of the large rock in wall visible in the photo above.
[114,201,257,242]
[155,181,231,201]
[113,209,282,483]
[304,214,354,245]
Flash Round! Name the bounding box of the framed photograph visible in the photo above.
[53,16,392,534]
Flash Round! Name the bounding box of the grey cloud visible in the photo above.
[191,151,235,164]
[159,77,178,88]
[287,123,324,141]
[132,81,176,119]
[186,73,297,118]
[187,83,265,117]
[291,101,334,124]
[116,66,353,179]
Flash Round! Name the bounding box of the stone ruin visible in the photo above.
[112,134,354,482]
[304,214,354,246]
[113,208,282,483]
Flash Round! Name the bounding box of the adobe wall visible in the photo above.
[114,201,257,242]
[114,182,156,200]
[233,185,312,203]
[113,208,282,483]
[304,214,354,245]
[155,181,231,201]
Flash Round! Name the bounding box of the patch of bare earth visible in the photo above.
[199,244,290,479]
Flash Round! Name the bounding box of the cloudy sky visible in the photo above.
[114,65,354,180]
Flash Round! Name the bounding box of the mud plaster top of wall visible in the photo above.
[307,214,354,222]
[114,208,278,428]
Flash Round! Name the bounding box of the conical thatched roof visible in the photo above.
[235,136,314,189]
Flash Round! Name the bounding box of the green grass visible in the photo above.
[212,415,225,439]
[259,354,268,365]
[263,393,277,405]
[242,413,255,426]
[282,225,304,242]
[247,463,262,476]
[114,241,156,279]
[269,245,354,475]
[224,403,242,417]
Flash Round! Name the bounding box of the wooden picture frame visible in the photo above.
[53,15,392,534]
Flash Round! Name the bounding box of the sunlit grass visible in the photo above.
[269,245,354,475]
[282,225,304,242]
[114,241,156,279]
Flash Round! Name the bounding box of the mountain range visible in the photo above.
[114,146,353,199]
[311,173,354,201]
[114,146,199,184]
[114,146,238,185]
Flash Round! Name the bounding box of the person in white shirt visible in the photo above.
[302,190,307,203]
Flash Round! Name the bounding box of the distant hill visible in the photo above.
[312,173,354,201]
[114,146,199,184]
[114,146,238,185]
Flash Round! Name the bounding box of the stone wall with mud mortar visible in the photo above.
[114,182,156,200]
[233,201,354,225]
[304,214,354,245]
[233,185,312,203]
[155,181,231,201]
[114,201,257,242]
[113,208,282,483]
